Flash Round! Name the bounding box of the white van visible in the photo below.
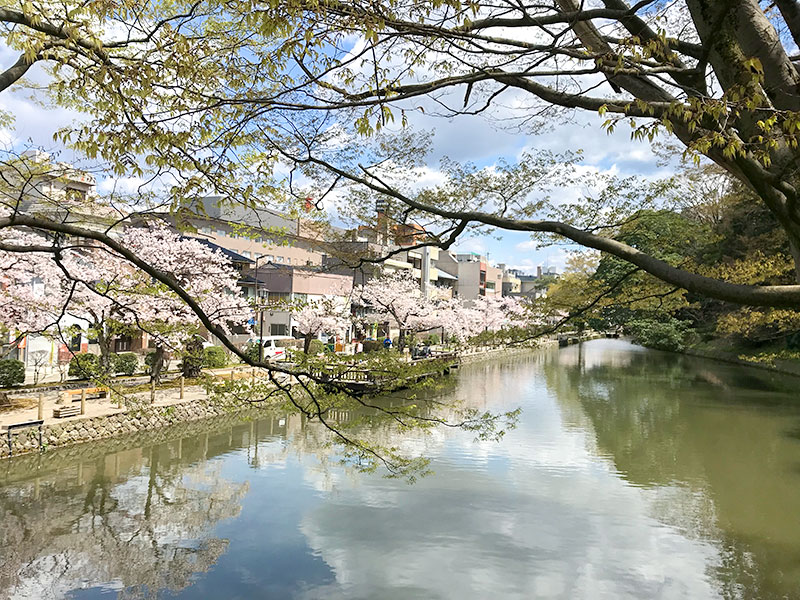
[252,335,295,360]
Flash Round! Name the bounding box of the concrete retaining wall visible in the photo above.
[0,399,252,459]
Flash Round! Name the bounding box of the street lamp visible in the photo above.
[252,256,269,362]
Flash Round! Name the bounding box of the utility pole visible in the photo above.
[420,245,430,298]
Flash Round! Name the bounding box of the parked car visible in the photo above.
[250,335,295,360]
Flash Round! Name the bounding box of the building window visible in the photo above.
[268,291,290,303]
[270,324,288,336]
[114,335,132,352]
[217,229,226,236]
[242,251,252,258]
[69,333,82,351]
[294,293,307,302]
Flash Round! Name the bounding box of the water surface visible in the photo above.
[2,339,800,599]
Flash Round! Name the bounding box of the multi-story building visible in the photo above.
[239,263,354,339]
[453,253,503,299]
[156,195,325,267]
[498,264,521,296]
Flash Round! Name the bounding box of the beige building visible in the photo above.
[240,263,353,339]
[453,253,503,299]
[498,264,521,295]
[193,217,323,267]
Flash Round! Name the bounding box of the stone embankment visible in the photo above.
[0,397,253,459]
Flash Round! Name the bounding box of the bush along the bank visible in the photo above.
[361,340,383,353]
[113,352,139,375]
[68,353,100,379]
[0,359,25,387]
[203,346,227,368]
[243,342,260,362]
[307,339,326,355]
[625,318,695,352]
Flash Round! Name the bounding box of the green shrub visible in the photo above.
[243,342,260,362]
[0,359,25,387]
[362,340,383,353]
[625,318,693,352]
[203,346,227,368]
[307,339,326,354]
[68,353,100,379]
[425,334,440,346]
[112,352,139,375]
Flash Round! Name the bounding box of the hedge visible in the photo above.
[0,359,25,387]
[68,353,100,379]
[113,352,139,375]
[203,346,227,368]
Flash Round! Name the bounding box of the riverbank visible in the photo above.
[681,345,800,378]
[0,339,570,460]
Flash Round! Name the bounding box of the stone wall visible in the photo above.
[0,399,269,460]
[0,405,279,482]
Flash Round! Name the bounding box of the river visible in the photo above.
[2,339,800,599]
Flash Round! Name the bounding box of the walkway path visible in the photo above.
[0,384,210,429]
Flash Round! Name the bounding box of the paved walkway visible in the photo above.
[0,385,210,428]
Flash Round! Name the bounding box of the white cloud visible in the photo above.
[97,176,149,195]
[452,237,487,255]
[515,240,539,251]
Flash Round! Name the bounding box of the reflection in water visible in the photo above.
[0,420,262,599]
[544,341,800,598]
[1,340,799,599]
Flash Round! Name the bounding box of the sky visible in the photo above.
[0,38,674,276]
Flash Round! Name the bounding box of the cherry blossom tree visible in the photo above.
[447,296,528,342]
[0,230,69,350]
[292,297,352,354]
[354,270,438,348]
[0,221,251,381]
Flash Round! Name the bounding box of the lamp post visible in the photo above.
[252,256,268,362]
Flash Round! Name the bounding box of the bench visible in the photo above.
[52,405,81,419]
[63,387,108,401]
[3,419,44,455]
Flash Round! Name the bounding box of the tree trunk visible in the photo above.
[181,338,204,378]
[775,0,800,49]
[304,333,313,354]
[149,345,166,405]
[96,325,112,377]
[0,391,10,407]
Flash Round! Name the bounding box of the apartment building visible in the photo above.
[498,264,522,295]
[453,253,503,299]
[239,263,353,339]
[156,196,326,267]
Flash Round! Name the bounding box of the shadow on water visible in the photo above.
[546,339,800,599]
